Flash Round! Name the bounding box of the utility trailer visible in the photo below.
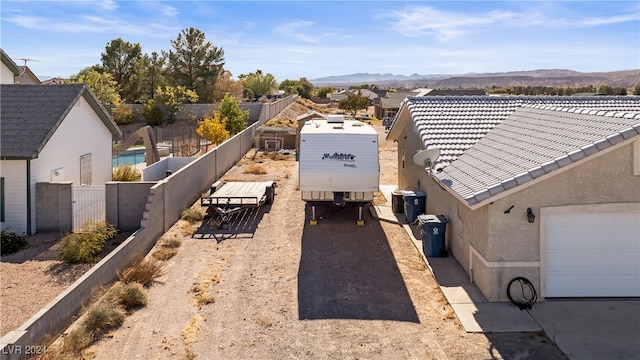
[299,115,380,225]
[201,181,276,226]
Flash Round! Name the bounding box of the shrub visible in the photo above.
[111,104,137,125]
[181,208,204,224]
[61,328,93,354]
[83,302,125,333]
[141,99,165,126]
[109,282,148,310]
[152,247,178,261]
[59,222,118,263]
[112,165,141,181]
[117,255,165,286]
[1,231,28,256]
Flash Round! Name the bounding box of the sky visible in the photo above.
[1,0,639,82]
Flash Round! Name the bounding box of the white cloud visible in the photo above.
[275,20,318,43]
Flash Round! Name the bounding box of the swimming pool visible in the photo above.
[112,148,146,167]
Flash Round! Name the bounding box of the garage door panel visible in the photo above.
[545,212,640,297]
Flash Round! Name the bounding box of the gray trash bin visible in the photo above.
[402,190,426,223]
[391,190,404,213]
[418,214,448,257]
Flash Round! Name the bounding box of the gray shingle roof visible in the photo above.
[1,84,121,159]
[434,105,640,206]
[395,96,640,170]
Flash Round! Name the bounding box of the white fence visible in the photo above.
[72,185,106,231]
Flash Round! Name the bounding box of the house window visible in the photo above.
[80,153,92,185]
[1,177,4,222]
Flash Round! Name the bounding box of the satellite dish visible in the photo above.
[413,148,440,167]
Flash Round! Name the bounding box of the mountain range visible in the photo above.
[309,69,640,89]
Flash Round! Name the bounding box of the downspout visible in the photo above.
[26,159,32,235]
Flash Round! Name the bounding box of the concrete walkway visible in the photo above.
[372,185,640,360]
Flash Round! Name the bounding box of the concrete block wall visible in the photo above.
[1,106,264,359]
[106,182,156,231]
[35,182,72,232]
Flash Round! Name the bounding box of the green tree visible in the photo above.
[100,38,143,102]
[155,85,199,122]
[338,93,369,117]
[165,27,225,103]
[316,86,334,98]
[239,70,277,99]
[137,51,166,101]
[218,94,249,134]
[279,79,303,96]
[71,67,121,112]
[141,99,165,126]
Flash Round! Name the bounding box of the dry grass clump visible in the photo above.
[117,255,165,286]
[152,235,183,261]
[83,301,126,333]
[112,165,141,181]
[243,164,267,175]
[181,207,205,224]
[108,281,148,310]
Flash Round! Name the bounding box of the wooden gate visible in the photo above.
[72,185,106,231]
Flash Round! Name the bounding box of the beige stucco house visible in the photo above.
[387,96,640,302]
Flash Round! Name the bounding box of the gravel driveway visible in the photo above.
[79,125,566,359]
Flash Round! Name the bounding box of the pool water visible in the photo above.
[112,149,146,167]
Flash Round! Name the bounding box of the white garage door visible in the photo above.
[545,212,640,297]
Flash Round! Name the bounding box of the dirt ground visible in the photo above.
[75,124,566,360]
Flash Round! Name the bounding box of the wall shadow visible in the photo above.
[192,204,271,243]
[298,203,419,322]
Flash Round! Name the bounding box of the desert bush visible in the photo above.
[61,328,93,354]
[152,247,178,261]
[109,282,148,310]
[243,164,267,175]
[83,301,125,333]
[181,208,204,224]
[1,231,28,256]
[59,222,117,263]
[117,255,165,286]
[111,104,137,125]
[159,235,182,248]
[112,165,141,181]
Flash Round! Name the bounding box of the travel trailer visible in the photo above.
[298,115,380,225]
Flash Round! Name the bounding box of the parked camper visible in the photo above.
[299,115,380,225]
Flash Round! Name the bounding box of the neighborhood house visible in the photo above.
[387,96,640,301]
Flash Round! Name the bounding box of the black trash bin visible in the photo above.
[418,214,448,257]
[391,190,404,213]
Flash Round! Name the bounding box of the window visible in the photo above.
[1,177,4,222]
[80,153,92,185]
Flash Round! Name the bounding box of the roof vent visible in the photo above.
[327,115,345,124]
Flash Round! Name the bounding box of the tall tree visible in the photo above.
[165,27,225,103]
[239,70,277,99]
[70,67,121,112]
[100,38,143,102]
[137,51,166,101]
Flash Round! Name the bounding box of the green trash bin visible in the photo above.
[419,214,448,257]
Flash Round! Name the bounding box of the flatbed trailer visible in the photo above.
[201,181,276,224]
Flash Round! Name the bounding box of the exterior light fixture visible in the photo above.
[527,207,536,223]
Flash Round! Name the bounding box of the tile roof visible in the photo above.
[434,105,640,207]
[394,96,640,171]
[1,84,121,159]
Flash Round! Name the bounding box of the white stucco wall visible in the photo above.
[0,161,28,234]
[29,95,114,234]
[1,62,16,84]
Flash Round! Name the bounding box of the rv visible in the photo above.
[299,115,380,225]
